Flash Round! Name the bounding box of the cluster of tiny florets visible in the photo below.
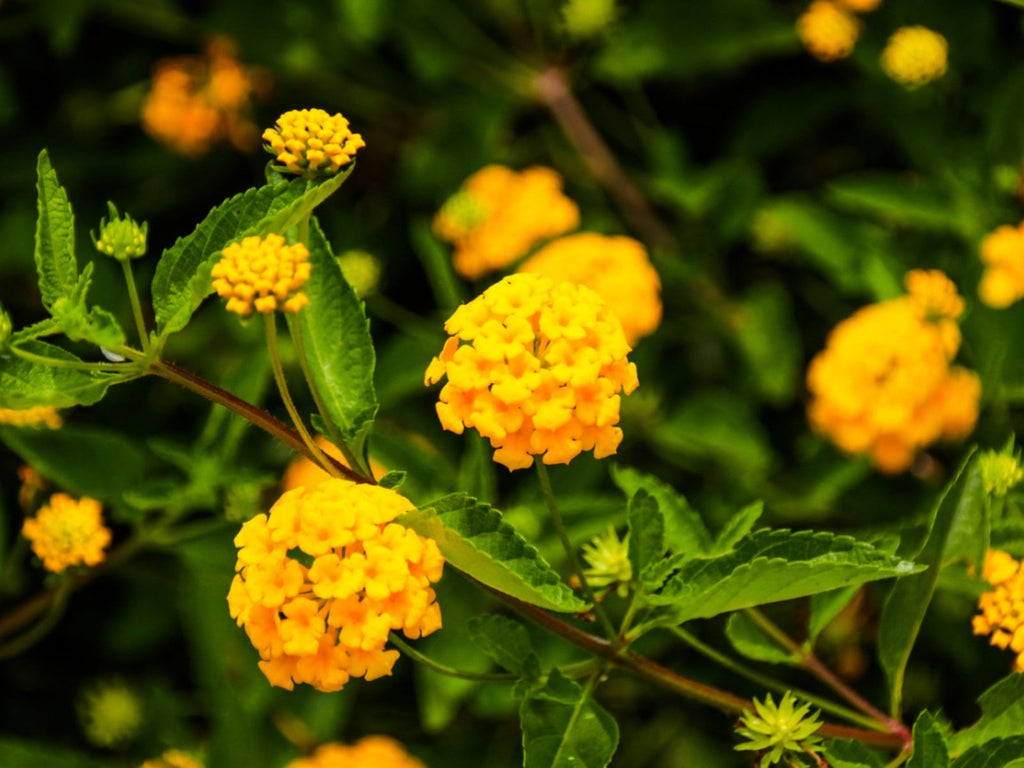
[880,26,948,89]
[806,269,979,473]
[211,233,311,316]
[78,678,143,748]
[425,273,639,471]
[796,1,861,62]
[227,479,444,692]
[0,406,62,429]
[22,493,111,573]
[978,220,1024,309]
[973,550,1024,672]
[433,166,580,280]
[517,233,662,346]
[262,108,365,177]
[285,736,426,768]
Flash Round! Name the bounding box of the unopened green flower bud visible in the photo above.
[561,0,618,40]
[77,678,143,748]
[980,449,1024,498]
[0,305,11,349]
[92,202,148,261]
[338,249,381,298]
[580,525,632,597]
[735,691,824,766]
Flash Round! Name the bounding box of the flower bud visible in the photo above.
[92,202,148,261]
[338,249,381,298]
[980,449,1024,498]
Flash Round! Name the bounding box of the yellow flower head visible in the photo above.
[262,108,365,178]
[227,479,444,692]
[140,750,204,768]
[973,549,1024,672]
[796,1,860,63]
[211,233,311,316]
[881,26,948,89]
[834,0,881,12]
[78,678,143,748]
[281,434,386,491]
[0,406,62,429]
[425,273,639,471]
[286,736,426,768]
[978,221,1024,309]
[22,493,111,573]
[516,233,662,346]
[433,166,580,280]
[806,269,979,473]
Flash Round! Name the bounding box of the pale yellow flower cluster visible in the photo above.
[880,26,948,89]
[286,736,426,768]
[973,550,1024,671]
[22,493,111,573]
[211,233,311,316]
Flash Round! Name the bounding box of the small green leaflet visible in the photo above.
[907,711,948,768]
[950,674,1024,754]
[0,341,114,408]
[611,464,713,557]
[468,614,540,678]
[34,150,78,311]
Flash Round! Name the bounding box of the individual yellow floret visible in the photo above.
[880,26,948,89]
[262,108,365,177]
[22,493,111,573]
[0,406,62,429]
[806,269,979,473]
[211,233,311,316]
[425,273,639,471]
[973,549,1024,672]
[228,479,444,692]
[978,221,1024,308]
[517,233,662,346]
[433,165,580,280]
[285,736,426,768]
[796,1,860,63]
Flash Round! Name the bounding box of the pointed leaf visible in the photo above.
[50,269,126,349]
[398,493,587,613]
[907,711,949,768]
[627,488,664,579]
[950,674,1024,753]
[0,738,111,768]
[822,739,886,768]
[0,341,115,408]
[725,612,796,664]
[712,500,763,553]
[521,670,619,768]
[611,465,713,557]
[468,614,540,677]
[951,737,1024,768]
[33,150,78,310]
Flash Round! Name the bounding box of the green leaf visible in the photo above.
[826,173,964,235]
[468,614,540,677]
[33,149,78,311]
[640,529,921,627]
[951,737,1024,768]
[725,612,796,664]
[627,488,664,579]
[907,711,949,768]
[611,465,713,558]
[260,164,354,238]
[287,218,377,444]
[878,451,981,716]
[49,264,126,349]
[0,738,111,768]
[951,675,1024,754]
[0,341,114,408]
[712,500,763,554]
[0,424,144,505]
[733,283,801,404]
[520,670,619,768]
[398,493,587,613]
[822,739,885,768]
[808,584,861,642]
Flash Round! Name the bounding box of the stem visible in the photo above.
[389,632,517,682]
[0,577,71,658]
[535,462,618,641]
[10,344,136,374]
[149,358,366,484]
[120,258,150,352]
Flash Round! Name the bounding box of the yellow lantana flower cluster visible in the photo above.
[141,37,265,156]
[796,1,861,62]
[806,270,979,474]
[425,273,639,471]
[973,550,1024,671]
[433,166,580,280]
[22,493,111,573]
[285,736,426,768]
[880,26,948,89]
[211,233,311,316]
[978,220,1024,309]
[227,479,444,692]
[0,406,62,429]
[262,108,365,178]
[517,233,662,346]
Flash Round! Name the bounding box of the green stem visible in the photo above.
[119,258,150,352]
[534,461,618,642]
[0,577,71,659]
[668,626,884,732]
[388,632,516,682]
[9,344,137,374]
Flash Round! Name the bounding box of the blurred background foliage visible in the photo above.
[2,0,1024,766]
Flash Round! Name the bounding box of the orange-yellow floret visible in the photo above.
[517,233,662,346]
[262,108,365,177]
[806,269,979,473]
[834,0,881,11]
[973,550,1024,672]
[281,435,386,491]
[285,736,426,768]
[0,406,62,429]
[227,479,443,692]
[140,749,204,768]
[425,273,639,471]
[880,26,948,89]
[433,165,580,280]
[22,493,111,573]
[796,1,860,62]
[211,233,311,316]
[978,221,1024,309]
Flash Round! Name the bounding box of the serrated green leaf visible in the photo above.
[286,218,376,444]
[725,612,796,664]
[878,451,980,717]
[0,738,111,768]
[33,150,78,311]
[907,711,949,768]
[468,614,539,677]
[951,737,1024,768]
[611,465,712,557]
[398,493,587,613]
[0,341,115,408]
[712,500,763,553]
[521,670,619,768]
[950,675,1024,754]
[0,424,144,505]
[640,529,921,627]
[627,488,664,579]
[822,738,885,768]
[9,318,61,345]
[50,294,126,350]
[259,164,354,236]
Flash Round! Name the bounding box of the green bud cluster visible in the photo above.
[92,202,148,261]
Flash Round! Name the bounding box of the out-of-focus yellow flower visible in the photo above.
[338,250,381,298]
[78,678,143,748]
[980,450,1024,497]
[979,221,1024,308]
[834,0,881,12]
[281,434,386,491]
[0,406,62,429]
[806,270,979,473]
[262,108,365,178]
[516,233,662,346]
[22,493,111,573]
[796,1,860,62]
[227,479,444,692]
[880,26,948,89]
[973,549,1024,671]
[433,166,580,280]
[286,736,426,768]
[561,0,618,40]
[140,750,204,768]
[141,37,266,156]
[425,273,639,471]
[211,233,311,316]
